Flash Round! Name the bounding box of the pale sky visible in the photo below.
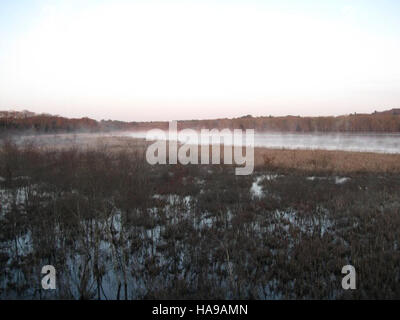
[0,0,400,121]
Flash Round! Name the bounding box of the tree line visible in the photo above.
[1,109,400,134]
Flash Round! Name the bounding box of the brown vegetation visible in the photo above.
[254,148,400,174]
[2,108,400,134]
[0,139,399,299]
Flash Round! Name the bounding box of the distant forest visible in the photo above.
[1,109,400,135]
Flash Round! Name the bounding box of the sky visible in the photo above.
[0,0,400,121]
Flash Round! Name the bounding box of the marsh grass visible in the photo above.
[0,139,399,299]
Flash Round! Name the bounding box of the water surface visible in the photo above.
[127,131,400,154]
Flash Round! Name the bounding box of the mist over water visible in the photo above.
[127,131,400,154]
[252,132,400,154]
[11,131,400,154]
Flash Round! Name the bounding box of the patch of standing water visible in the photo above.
[335,177,350,184]
[306,176,350,184]
[250,174,280,199]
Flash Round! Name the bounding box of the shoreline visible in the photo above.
[3,134,400,173]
